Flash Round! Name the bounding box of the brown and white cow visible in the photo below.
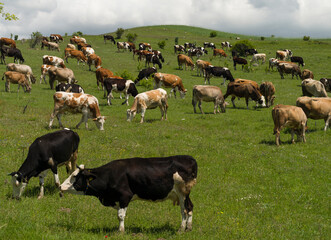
[272,104,307,146]
[43,55,66,68]
[64,49,87,65]
[192,85,227,114]
[296,96,331,131]
[2,71,31,93]
[87,54,102,71]
[177,54,195,71]
[154,73,187,98]
[213,49,227,58]
[196,59,212,77]
[40,64,55,84]
[276,50,292,61]
[50,34,63,43]
[259,81,276,108]
[301,79,328,97]
[81,47,95,57]
[251,53,266,64]
[49,92,106,130]
[127,88,168,123]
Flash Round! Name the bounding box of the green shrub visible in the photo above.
[210,31,217,38]
[29,31,43,48]
[116,28,125,39]
[72,31,83,37]
[261,36,265,41]
[157,40,166,49]
[303,36,310,41]
[231,40,256,56]
[139,77,153,90]
[14,35,18,41]
[175,37,179,45]
[118,69,134,80]
[126,33,138,42]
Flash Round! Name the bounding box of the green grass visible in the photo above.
[0,25,330,240]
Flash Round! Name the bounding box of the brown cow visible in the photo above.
[0,37,16,48]
[64,49,87,65]
[2,71,31,93]
[301,69,314,80]
[48,67,76,89]
[277,63,301,79]
[87,54,102,71]
[224,81,266,109]
[213,49,227,58]
[296,96,331,131]
[272,104,307,146]
[196,59,212,77]
[259,81,276,108]
[95,67,114,90]
[177,54,195,71]
[154,73,187,98]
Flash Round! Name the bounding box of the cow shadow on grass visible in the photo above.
[23,184,59,198]
[88,222,177,235]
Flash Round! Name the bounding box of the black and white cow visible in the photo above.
[60,155,198,232]
[245,48,258,56]
[9,129,80,199]
[135,67,157,84]
[203,42,216,49]
[221,41,232,50]
[145,54,162,69]
[290,56,305,67]
[103,78,138,105]
[55,82,85,93]
[204,66,235,85]
[320,78,331,92]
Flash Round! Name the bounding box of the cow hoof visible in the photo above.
[59,192,64,198]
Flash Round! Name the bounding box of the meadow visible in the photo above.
[0,25,330,240]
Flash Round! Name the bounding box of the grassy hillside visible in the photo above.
[0,25,330,240]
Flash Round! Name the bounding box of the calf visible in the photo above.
[103,78,138,105]
[196,59,212,77]
[9,129,80,199]
[127,88,168,123]
[259,81,276,107]
[296,96,331,131]
[177,54,195,71]
[154,73,187,98]
[49,92,106,130]
[135,67,157,84]
[192,85,227,114]
[60,155,197,232]
[55,82,84,93]
[6,63,36,84]
[301,79,328,97]
[48,67,76,89]
[290,56,305,67]
[213,49,227,58]
[87,54,102,71]
[224,81,265,109]
[3,71,31,93]
[272,104,307,146]
[204,66,234,85]
[233,56,248,70]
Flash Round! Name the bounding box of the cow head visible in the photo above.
[60,165,92,195]
[93,116,106,130]
[9,172,28,200]
[126,109,136,122]
[179,89,187,99]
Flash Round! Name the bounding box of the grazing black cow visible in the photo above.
[9,129,80,200]
[320,78,331,92]
[103,35,116,44]
[135,67,157,84]
[1,46,24,64]
[204,66,235,85]
[55,82,84,93]
[60,155,198,233]
[103,77,138,105]
[245,48,258,56]
[290,56,305,67]
[233,56,248,70]
[145,54,162,69]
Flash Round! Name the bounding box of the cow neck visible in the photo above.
[84,178,100,196]
[17,158,40,182]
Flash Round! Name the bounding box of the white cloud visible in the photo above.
[0,0,330,39]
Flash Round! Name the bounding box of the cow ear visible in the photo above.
[77,164,85,170]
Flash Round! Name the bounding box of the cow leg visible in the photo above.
[184,195,194,231]
[231,96,236,108]
[107,91,112,105]
[222,77,226,85]
[324,115,331,131]
[5,81,9,92]
[198,100,204,114]
[66,150,78,174]
[37,170,48,199]
[159,105,165,120]
[192,98,197,113]
[291,130,295,144]
[117,207,127,232]
[140,108,146,123]
[121,93,129,105]
[76,111,88,129]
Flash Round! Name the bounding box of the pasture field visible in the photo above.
[0,25,330,239]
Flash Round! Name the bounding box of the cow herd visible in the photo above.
[1,32,331,233]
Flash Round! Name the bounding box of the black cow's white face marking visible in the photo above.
[60,166,85,195]
[10,173,27,199]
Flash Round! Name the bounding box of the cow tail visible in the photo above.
[192,87,197,105]
[2,72,5,81]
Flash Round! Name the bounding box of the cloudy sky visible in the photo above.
[1,0,331,39]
